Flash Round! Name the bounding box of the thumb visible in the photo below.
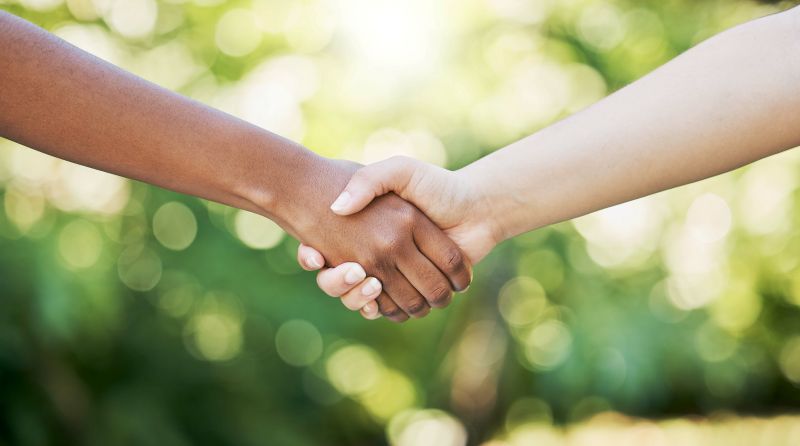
[330,156,420,215]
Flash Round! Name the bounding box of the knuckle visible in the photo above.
[392,205,417,227]
[316,275,341,298]
[377,301,405,319]
[399,203,417,219]
[351,168,372,184]
[387,155,411,165]
[375,234,402,252]
[427,285,452,308]
[389,315,409,323]
[387,155,416,170]
[443,247,465,273]
[400,212,419,233]
[363,254,388,273]
[405,299,430,317]
[342,297,362,311]
[384,308,409,322]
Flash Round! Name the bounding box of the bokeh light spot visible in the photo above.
[578,3,626,51]
[326,344,381,395]
[574,197,664,269]
[118,245,163,291]
[779,337,800,385]
[361,128,447,167]
[19,0,63,12]
[58,219,103,269]
[234,210,285,250]
[275,319,323,367]
[190,310,243,361]
[4,185,46,233]
[685,193,732,243]
[505,398,553,431]
[360,369,417,421]
[498,277,548,327]
[215,8,262,57]
[50,162,130,215]
[66,0,102,21]
[283,2,336,54]
[695,322,737,363]
[338,0,441,77]
[106,0,158,40]
[522,320,572,370]
[388,409,467,446]
[153,201,197,251]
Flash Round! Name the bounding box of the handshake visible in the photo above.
[4,7,798,326]
[284,156,502,323]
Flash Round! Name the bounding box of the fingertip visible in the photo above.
[307,254,324,270]
[297,244,325,271]
[330,187,374,216]
[360,301,381,320]
[344,263,367,285]
[317,262,364,298]
[330,191,353,214]
[361,277,382,296]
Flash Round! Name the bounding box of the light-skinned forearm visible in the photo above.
[464,7,800,241]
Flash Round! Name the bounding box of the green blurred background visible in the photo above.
[2,0,800,444]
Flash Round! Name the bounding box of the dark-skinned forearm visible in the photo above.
[0,12,474,318]
[0,11,318,234]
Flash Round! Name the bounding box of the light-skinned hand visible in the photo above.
[297,156,501,318]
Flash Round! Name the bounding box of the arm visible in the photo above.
[0,12,471,321]
[303,6,800,299]
[463,6,800,241]
[323,6,800,258]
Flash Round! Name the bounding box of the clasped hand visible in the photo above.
[284,158,475,322]
[295,156,502,322]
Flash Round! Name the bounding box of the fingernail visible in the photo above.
[307,256,322,269]
[362,277,381,295]
[330,191,351,212]
[344,265,366,285]
[363,301,376,314]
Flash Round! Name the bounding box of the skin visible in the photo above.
[304,6,800,314]
[0,11,473,322]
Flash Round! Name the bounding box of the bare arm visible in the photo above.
[321,6,800,259]
[0,12,472,321]
[0,11,307,228]
[466,6,800,240]
[304,6,800,300]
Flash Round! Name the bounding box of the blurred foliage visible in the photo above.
[2,0,800,445]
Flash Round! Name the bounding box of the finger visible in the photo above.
[316,262,366,298]
[413,218,472,292]
[382,270,431,319]
[360,300,381,320]
[297,244,325,271]
[397,251,453,309]
[341,277,382,311]
[375,292,409,323]
[330,156,420,215]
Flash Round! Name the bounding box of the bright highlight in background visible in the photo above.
[337,0,443,77]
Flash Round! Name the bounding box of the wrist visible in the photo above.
[455,162,509,247]
[232,139,356,240]
[275,157,360,239]
[225,131,334,235]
